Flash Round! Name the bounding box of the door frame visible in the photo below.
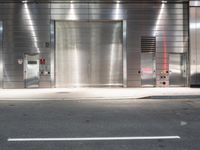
[0,21,3,89]
[51,20,127,88]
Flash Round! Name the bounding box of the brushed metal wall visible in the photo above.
[0,3,51,88]
[0,2,189,88]
[51,2,189,87]
[190,7,200,85]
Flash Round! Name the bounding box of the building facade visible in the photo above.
[0,0,199,88]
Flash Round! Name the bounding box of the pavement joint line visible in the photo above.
[7,136,181,142]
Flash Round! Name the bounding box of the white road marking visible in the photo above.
[8,136,181,142]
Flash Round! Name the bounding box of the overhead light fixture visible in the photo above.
[162,0,167,3]
[117,0,120,3]
[22,0,28,3]
[70,1,73,3]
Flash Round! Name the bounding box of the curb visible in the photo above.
[0,95,200,101]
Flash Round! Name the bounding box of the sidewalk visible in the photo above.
[0,87,200,100]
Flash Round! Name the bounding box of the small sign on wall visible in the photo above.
[40,57,46,65]
[45,42,50,48]
[17,59,23,65]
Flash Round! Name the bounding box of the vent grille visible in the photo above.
[141,36,156,53]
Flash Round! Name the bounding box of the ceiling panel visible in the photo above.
[0,0,190,3]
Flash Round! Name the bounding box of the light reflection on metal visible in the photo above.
[114,2,121,20]
[153,3,165,36]
[123,21,127,87]
[162,31,168,71]
[109,23,122,85]
[70,21,80,87]
[142,67,153,74]
[109,43,114,84]
[190,1,200,6]
[74,44,80,87]
[50,21,55,87]
[24,3,40,53]
[109,41,117,84]
[195,1,199,5]
[190,23,200,29]
[109,24,118,84]
[67,2,77,20]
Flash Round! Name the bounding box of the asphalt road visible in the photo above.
[0,99,200,150]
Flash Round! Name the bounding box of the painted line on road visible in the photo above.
[8,136,181,142]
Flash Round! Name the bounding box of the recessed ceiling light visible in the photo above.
[117,1,120,3]
[22,0,27,3]
[162,0,167,3]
